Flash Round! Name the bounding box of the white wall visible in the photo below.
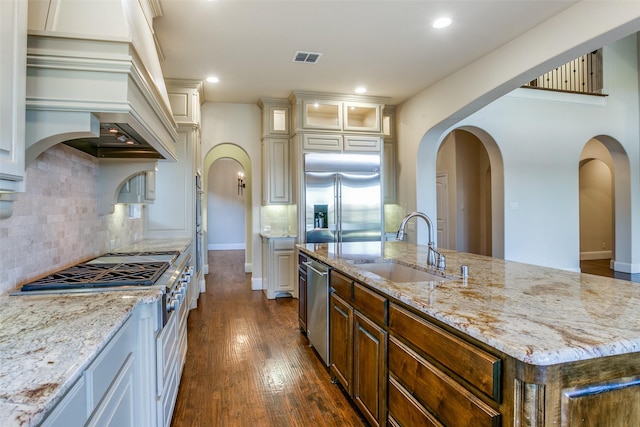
[396,5,640,272]
[397,4,640,222]
[208,158,246,249]
[200,103,262,278]
[432,36,639,271]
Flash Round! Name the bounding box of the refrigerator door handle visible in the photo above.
[335,174,341,242]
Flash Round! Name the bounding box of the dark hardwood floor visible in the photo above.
[581,259,640,283]
[171,250,367,427]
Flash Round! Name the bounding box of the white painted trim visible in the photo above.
[208,243,245,250]
[251,277,263,291]
[613,261,640,274]
[580,250,612,260]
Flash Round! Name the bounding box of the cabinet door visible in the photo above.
[41,377,88,427]
[274,249,294,292]
[87,355,136,427]
[330,292,353,393]
[262,138,291,204]
[344,102,381,132]
[353,310,387,427]
[0,0,27,194]
[298,267,307,331]
[383,141,396,203]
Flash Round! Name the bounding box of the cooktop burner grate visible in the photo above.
[101,250,180,257]
[20,262,170,292]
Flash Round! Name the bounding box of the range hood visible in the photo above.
[25,31,178,164]
[24,0,178,162]
[63,122,164,159]
[23,0,179,214]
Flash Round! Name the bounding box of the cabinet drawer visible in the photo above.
[303,133,343,151]
[389,303,501,401]
[331,270,352,301]
[272,238,294,250]
[389,336,500,427]
[388,375,443,427]
[353,282,386,326]
[344,135,381,151]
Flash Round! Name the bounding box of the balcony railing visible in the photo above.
[523,49,605,95]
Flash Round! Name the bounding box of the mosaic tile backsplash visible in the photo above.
[0,144,143,295]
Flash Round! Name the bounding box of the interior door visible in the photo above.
[436,172,449,249]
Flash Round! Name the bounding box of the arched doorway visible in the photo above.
[435,128,501,257]
[579,136,631,273]
[208,158,246,250]
[203,143,253,277]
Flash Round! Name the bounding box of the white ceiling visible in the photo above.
[154,0,578,105]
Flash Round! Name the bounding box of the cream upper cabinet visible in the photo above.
[258,98,290,137]
[0,0,27,218]
[259,98,292,205]
[262,137,291,204]
[302,99,342,130]
[289,91,388,136]
[344,102,381,132]
[382,106,396,203]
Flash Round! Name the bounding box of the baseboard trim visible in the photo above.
[208,243,246,250]
[251,277,263,291]
[613,261,640,274]
[580,250,612,260]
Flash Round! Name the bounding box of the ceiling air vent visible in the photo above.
[293,51,322,64]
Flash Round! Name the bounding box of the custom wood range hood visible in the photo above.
[24,0,178,214]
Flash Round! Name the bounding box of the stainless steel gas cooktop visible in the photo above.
[17,250,179,292]
[19,262,170,292]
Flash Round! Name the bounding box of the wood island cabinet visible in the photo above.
[297,251,308,332]
[299,246,640,427]
[329,270,387,427]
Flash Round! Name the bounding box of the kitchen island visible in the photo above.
[0,239,191,427]
[299,241,640,426]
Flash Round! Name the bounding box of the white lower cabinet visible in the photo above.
[42,301,162,427]
[262,236,296,299]
[40,376,87,426]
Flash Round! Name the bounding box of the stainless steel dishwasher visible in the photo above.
[305,258,331,366]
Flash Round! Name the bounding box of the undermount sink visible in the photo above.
[355,261,449,283]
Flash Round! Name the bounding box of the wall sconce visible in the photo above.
[237,172,245,195]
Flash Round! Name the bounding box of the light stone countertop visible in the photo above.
[298,241,640,366]
[0,238,191,427]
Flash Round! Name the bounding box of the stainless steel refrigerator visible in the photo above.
[304,152,383,243]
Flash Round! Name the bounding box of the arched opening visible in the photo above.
[435,128,502,257]
[208,158,246,250]
[579,136,632,274]
[203,143,253,277]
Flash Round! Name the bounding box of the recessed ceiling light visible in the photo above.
[433,17,452,29]
[355,87,367,94]
[206,76,220,83]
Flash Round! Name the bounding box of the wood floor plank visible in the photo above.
[171,250,367,427]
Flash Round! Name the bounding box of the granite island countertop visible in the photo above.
[298,241,640,367]
[0,238,191,427]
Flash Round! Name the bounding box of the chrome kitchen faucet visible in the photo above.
[396,212,446,270]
